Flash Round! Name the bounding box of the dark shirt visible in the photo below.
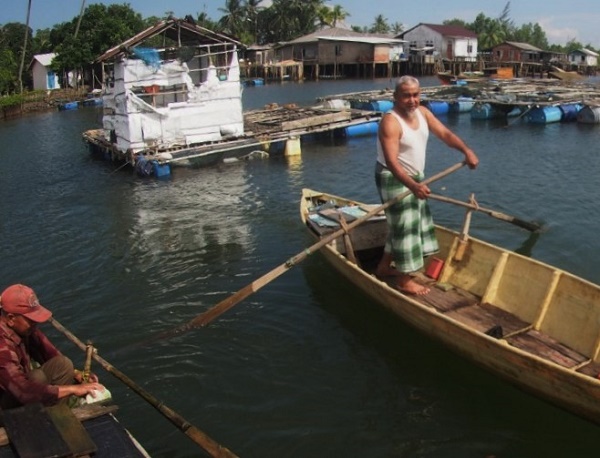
[0,321,60,405]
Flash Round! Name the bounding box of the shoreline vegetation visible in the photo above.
[0,88,88,121]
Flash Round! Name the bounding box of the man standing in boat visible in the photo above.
[375,76,479,295]
[0,284,104,408]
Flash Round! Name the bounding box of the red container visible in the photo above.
[425,257,444,280]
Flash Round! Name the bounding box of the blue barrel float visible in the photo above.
[423,100,450,116]
[559,103,583,122]
[134,155,171,178]
[525,106,562,124]
[344,120,380,137]
[577,105,600,124]
[471,103,501,120]
[449,96,474,113]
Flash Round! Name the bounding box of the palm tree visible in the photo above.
[479,19,506,49]
[218,0,245,36]
[18,0,32,94]
[316,5,334,28]
[391,22,404,35]
[244,0,263,43]
[369,14,390,34]
[330,5,349,27]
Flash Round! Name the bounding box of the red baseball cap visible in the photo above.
[0,284,52,323]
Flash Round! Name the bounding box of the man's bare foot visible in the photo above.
[395,275,430,296]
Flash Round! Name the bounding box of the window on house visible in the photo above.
[467,44,473,53]
[335,45,342,56]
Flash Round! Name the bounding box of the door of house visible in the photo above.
[446,41,453,59]
[47,71,56,89]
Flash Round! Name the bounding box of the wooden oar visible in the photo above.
[145,161,466,341]
[50,318,238,458]
[428,193,542,232]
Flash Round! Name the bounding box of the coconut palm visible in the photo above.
[369,14,390,34]
[18,0,32,93]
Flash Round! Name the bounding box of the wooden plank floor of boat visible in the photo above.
[374,269,600,380]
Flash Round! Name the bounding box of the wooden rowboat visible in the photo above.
[301,188,600,424]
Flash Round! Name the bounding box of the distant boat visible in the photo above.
[548,66,585,81]
[301,187,600,425]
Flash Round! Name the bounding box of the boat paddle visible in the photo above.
[50,318,238,458]
[428,193,543,232]
[140,161,467,343]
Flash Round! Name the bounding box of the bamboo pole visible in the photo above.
[50,318,238,458]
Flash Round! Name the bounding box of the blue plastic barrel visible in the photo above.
[134,156,153,177]
[450,97,474,113]
[424,101,450,115]
[526,106,562,124]
[577,105,600,124]
[471,103,499,120]
[559,103,582,122]
[152,161,171,178]
[373,100,393,112]
[344,121,379,137]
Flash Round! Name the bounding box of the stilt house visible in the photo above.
[94,18,243,155]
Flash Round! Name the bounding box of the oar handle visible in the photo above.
[50,318,238,458]
[428,193,542,232]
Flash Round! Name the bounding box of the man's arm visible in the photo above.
[421,107,479,169]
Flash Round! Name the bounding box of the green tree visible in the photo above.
[262,0,324,42]
[391,22,404,35]
[0,48,18,93]
[369,15,390,34]
[443,19,468,28]
[0,22,33,90]
[218,0,245,37]
[50,3,145,87]
[479,19,506,49]
[329,5,349,27]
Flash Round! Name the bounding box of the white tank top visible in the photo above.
[376,108,429,176]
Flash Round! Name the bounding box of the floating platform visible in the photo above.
[83,104,381,172]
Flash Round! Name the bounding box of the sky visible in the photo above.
[3,0,600,46]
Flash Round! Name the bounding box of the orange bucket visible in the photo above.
[425,257,444,280]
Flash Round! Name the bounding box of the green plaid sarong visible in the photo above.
[375,163,439,273]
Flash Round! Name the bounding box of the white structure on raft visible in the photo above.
[96,18,244,156]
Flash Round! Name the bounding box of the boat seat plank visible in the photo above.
[507,330,589,368]
[576,361,600,378]
[46,403,97,457]
[444,302,530,336]
[1,403,72,458]
[417,284,479,312]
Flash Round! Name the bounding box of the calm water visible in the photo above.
[2,77,600,457]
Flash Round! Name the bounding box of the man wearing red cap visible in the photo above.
[0,284,104,409]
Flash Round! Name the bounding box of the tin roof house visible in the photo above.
[568,48,598,67]
[94,18,243,156]
[399,23,478,62]
[30,53,61,90]
[276,27,407,79]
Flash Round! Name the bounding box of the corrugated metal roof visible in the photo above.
[503,41,543,52]
[32,53,57,67]
[319,36,407,44]
[94,18,242,63]
[400,23,478,39]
